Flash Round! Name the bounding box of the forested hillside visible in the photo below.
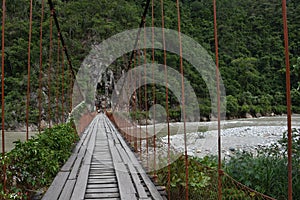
[1,0,300,128]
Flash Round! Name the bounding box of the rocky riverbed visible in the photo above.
[160,125,297,158]
[138,115,300,170]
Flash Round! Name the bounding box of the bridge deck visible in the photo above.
[42,114,166,200]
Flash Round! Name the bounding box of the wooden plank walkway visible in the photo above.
[42,113,166,200]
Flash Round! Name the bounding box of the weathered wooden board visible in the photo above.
[42,172,69,200]
[58,179,76,200]
[85,187,119,193]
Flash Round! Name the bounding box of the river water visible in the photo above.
[0,132,37,152]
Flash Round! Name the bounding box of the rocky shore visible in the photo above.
[160,125,297,159]
[137,116,300,170]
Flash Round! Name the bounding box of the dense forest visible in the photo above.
[1,0,300,128]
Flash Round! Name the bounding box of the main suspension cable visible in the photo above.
[47,0,75,81]
[48,0,83,112]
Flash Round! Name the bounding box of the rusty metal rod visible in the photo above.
[213,0,223,199]
[1,0,6,193]
[38,0,45,133]
[160,0,171,198]
[175,1,188,199]
[26,0,33,141]
[281,0,293,199]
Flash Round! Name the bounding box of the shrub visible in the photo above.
[225,129,300,199]
[0,122,78,199]
[157,156,218,199]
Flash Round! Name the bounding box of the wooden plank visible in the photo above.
[72,131,87,154]
[109,140,122,163]
[59,179,76,200]
[135,165,164,200]
[87,183,118,189]
[88,179,117,184]
[106,117,164,200]
[73,115,97,154]
[88,172,115,176]
[88,175,116,179]
[85,188,118,193]
[114,163,137,200]
[85,193,120,199]
[70,164,90,200]
[116,144,130,164]
[127,164,149,199]
[68,155,83,180]
[83,128,96,165]
[85,198,120,200]
[89,169,115,174]
[114,130,139,165]
[42,172,69,200]
[92,160,112,163]
[61,154,77,172]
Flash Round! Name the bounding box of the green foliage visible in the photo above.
[3,0,300,127]
[157,155,262,199]
[129,110,148,121]
[0,123,78,199]
[157,156,218,199]
[226,95,239,118]
[225,128,300,199]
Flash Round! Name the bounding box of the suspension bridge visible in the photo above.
[0,0,295,199]
[42,114,166,200]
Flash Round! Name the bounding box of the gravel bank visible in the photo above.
[160,125,300,159]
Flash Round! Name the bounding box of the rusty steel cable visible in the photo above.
[48,10,53,128]
[213,0,223,199]
[138,41,142,160]
[48,0,82,113]
[1,0,6,193]
[1,0,6,156]
[127,0,151,72]
[26,0,33,141]
[160,0,171,198]
[281,0,293,199]
[128,68,132,143]
[175,0,188,199]
[68,50,72,113]
[38,0,45,133]
[47,0,75,81]
[133,50,138,152]
[143,21,149,170]
[112,0,151,116]
[151,0,157,182]
[61,48,65,122]
[56,34,61,124]
[223,173,277,200]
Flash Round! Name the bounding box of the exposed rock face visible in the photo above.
[245,113,253,118]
